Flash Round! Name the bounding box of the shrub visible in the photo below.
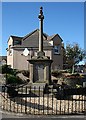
[1,65,29,84]
[64,73,83,88]
[2,65,11,74]
[1,64,18,75]
[65,73,80,78]
[6,74,24,84]
[51,70,62,77]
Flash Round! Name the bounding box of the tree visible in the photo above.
[65,43,85,73]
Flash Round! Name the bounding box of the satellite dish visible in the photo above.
[23,48,29,56]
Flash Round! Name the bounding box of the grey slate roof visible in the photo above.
[9,29,62,48]
[22,29,51,47]
[8,36,23,43]
[11,36,23,41]
[47,34,63,41]
[23,29,48,41]
[47,34,57,40]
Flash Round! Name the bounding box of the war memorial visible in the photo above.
[1,7,86,117]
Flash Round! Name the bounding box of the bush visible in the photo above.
[51,70,62,77]
[64,73,83,88]
[2,65,11,74]
[1,65,29,84]
[1,64,18,75]
[65,73,80,78]
[6,74,24,84]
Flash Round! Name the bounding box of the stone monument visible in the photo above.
[28,7,53,86]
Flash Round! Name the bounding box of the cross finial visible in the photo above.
[38,6,44,20]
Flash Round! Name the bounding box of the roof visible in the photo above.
[22,29,39,41]
[0,56,7,61]
[47,34,57,40]
[22,29,48,41]
[7,35,23,43]
[47,34,63,42]
[22,29,51,47]
[11,36,23,40]
[8,29,63,48]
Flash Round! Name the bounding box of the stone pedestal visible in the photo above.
[28,58,52,85]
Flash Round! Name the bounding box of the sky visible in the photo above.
[1,2,84,56]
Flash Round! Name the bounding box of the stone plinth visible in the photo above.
[28,58,52,85]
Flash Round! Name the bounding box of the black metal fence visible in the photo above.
[1,85,86,115]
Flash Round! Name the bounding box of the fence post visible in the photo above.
[38,86,40,115]
[71,95,74,114]
[21,86,23,113]
[25,86,27,114]
[43,86,44,115]
[85,95,86,115]
[52,87,53,115]
[34,86,35,115]
[47,89,49,115]
[68,97,69,114]
[29,86,31,114]
[17,86,19,113]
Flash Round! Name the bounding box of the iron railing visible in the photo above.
[1,85,86,115]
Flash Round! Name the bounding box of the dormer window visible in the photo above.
[14,40,21,45]
[54,45,60,54]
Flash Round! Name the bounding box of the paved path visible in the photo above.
[1,113,86,120]
[1,117,86,120]
[1,110,86,120]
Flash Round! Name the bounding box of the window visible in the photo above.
[14,40,21,45]
[54,45,60,54]
[8,45,12,55]
[9,45,12,55]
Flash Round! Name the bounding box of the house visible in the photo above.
[7,29,64,70]
[0,56,7,66]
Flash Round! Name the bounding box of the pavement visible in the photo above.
[1,116,86,120]
[0,110,86,120]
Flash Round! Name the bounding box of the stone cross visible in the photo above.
[38,7,44,52]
